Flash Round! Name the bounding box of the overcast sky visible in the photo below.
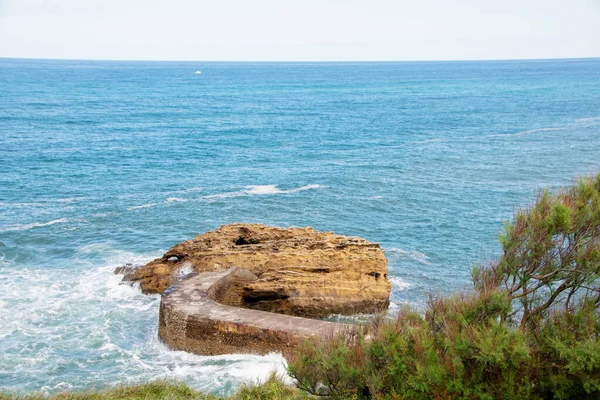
[1,0,599,61]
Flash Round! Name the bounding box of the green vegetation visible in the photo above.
[0,380,213,400]
[287,172,600,399]
[0,374,310,400]
[3,173,599,399]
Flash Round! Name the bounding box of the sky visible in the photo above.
[0,0,599,61]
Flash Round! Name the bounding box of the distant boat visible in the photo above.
[195,70,201,75]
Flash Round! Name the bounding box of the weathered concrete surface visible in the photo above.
[119,224,391,318]
[159,268,353,355]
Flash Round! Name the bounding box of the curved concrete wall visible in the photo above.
[158,267,352,356]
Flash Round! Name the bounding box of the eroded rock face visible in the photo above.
[118,224,391,318]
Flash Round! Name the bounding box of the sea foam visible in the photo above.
[0,218,69,233]
[203,184,324,200]
[0,246,286,395]
[386,248,432,265]
[389,276,413,290]
[512,127,564,136]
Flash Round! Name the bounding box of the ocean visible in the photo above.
[1,58,599,394]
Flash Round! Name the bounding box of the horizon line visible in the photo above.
[1,56,599,63]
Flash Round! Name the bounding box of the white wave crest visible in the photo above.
[246,185,284,195]
[576,116,600,126]
[127,203,159,211]
[127,197,189,211]
[386,247,431,265]
[166,197,188,203]
[285,184,323,193]
[0,218,69,233]
[389,276,412,290]
[182,187,203,193]
[419,138,445,143]
[0,247,286,394]
[128,184,325,209]
[204,184,324,200]
[576,116,600,122]
[512,127,564,136]
[0,197,89,208]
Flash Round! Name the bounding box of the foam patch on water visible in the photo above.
[576,116,600,126]
[127,203,159,211]
[166,197,188,203]
[511,127,564,137]
[246,184,323,195]
[386,248,432,265]
[389,276,413,290]
[469,127,565,140]
[127,185,324,209]
[203,184,324,200]
[182,187,203,193]
[0,218,69,233]
[246,185,285,195]
[0,198,89,208]
[480,116,600,140]
[418,138,446,143]
[0,247,287,395]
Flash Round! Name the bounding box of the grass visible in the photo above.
[0,374,310,400]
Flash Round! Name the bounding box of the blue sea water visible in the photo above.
[1,58,600,394]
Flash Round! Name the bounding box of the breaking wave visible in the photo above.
[127,203,159,211]
[389,276,412,290]
[0,218,69,233]
[576,116,600,126]
[0,246,286,395]
[203,184,324,200]
[511,127,564,136]
[127,185,324,210]
[386,248,432,265]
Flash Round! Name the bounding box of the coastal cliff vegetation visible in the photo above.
[288,172,600,399]
[3,172,599,399]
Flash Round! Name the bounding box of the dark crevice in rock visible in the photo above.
[242,292,290,304]
[234,237,260,246]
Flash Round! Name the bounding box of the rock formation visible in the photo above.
[118,223,391,318]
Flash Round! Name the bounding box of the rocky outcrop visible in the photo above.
[159,267,353,355]
[118,223,390,318]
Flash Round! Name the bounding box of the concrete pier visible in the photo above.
[158,267,353,355]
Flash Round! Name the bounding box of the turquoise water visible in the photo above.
[1,58,600,394]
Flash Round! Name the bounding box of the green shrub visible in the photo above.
[473,173,600,331]
[533,300,600,399]
[289,292,532,399]
[289,172,600,399]
[232,373,309,400]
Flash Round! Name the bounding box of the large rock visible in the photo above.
[118,223,391,318]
